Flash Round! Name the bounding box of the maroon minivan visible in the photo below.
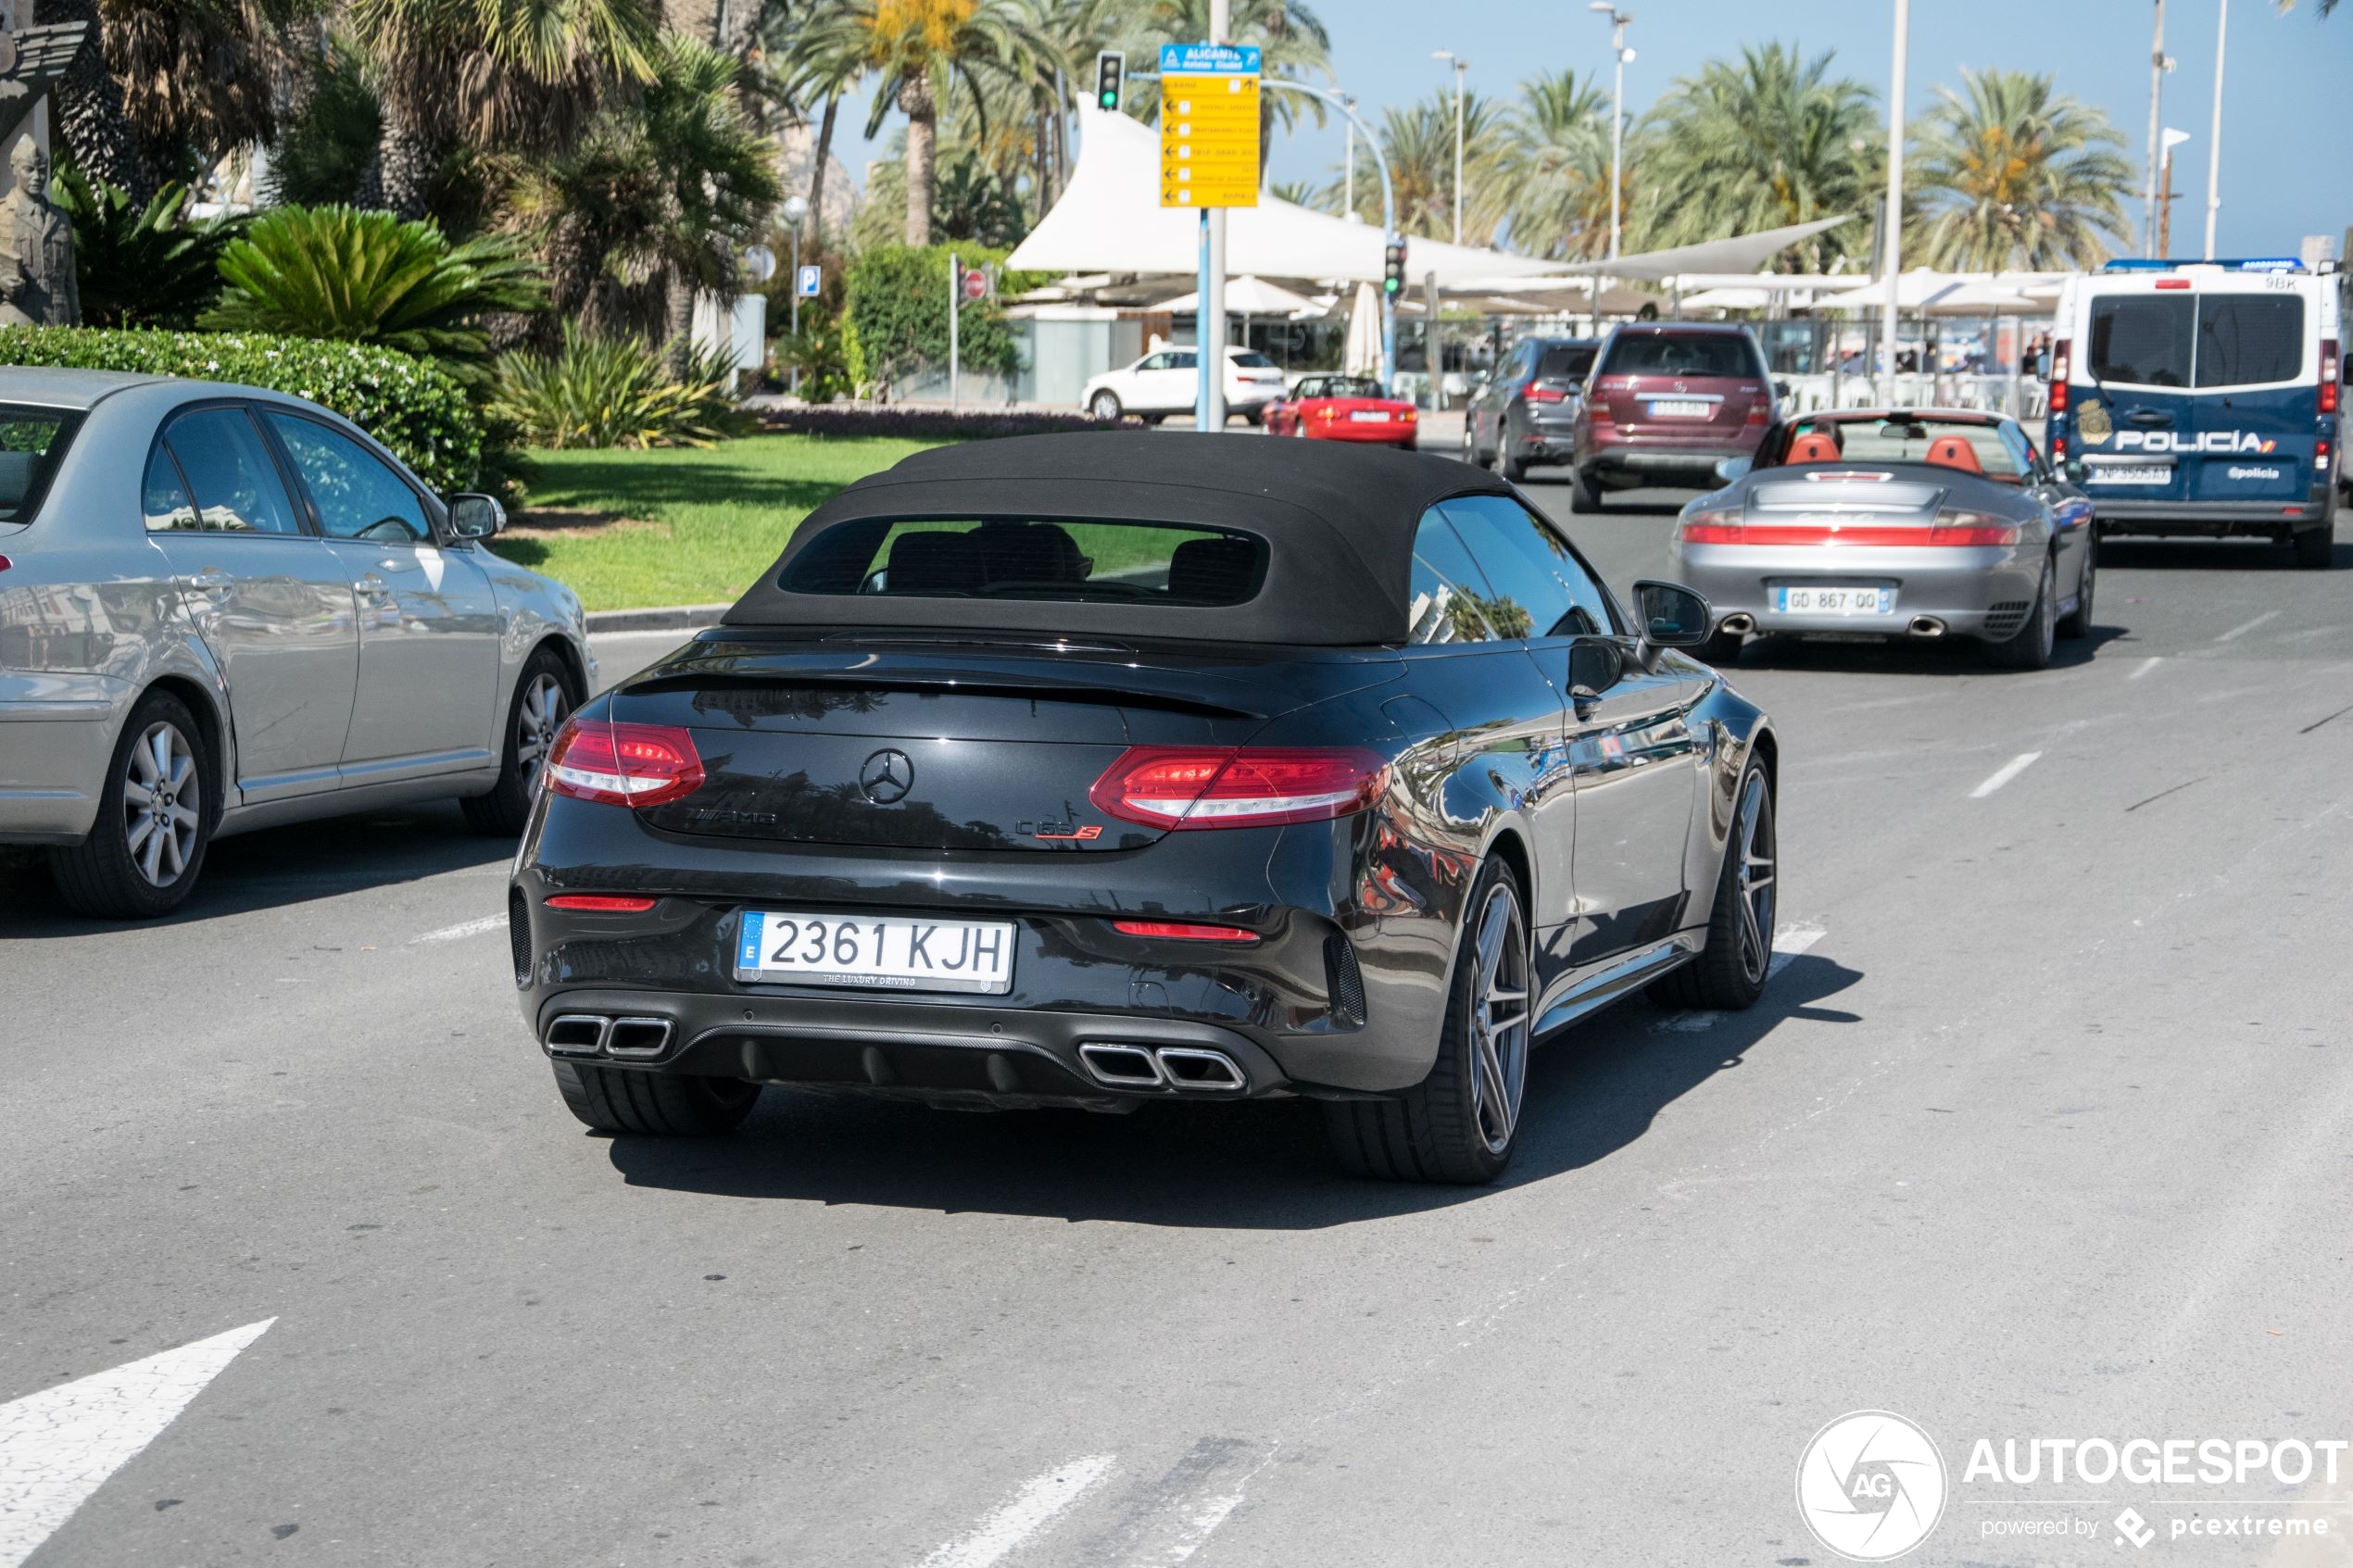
[1570,322,1777,510]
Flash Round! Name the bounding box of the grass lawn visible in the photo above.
[487,433,940,611]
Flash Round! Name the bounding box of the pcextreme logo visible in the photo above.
[2112,430,2280,455]
[1796,1411,1949,1562]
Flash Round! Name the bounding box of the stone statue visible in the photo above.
[0,133,72,325]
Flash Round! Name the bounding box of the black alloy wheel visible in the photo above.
[1652,759,1777,1011]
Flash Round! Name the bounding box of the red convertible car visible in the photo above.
[1265,374,1419,448]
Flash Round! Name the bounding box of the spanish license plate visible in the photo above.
[1774,585,1895,615]
[2086,463,2171,485]
[1348,409,1390,421]
[1647,399,1712,418]
[734,910,1014,994]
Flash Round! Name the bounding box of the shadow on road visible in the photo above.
[1723,622,2128,676]
[0,801,510,935]
[600,952,1866,1227]
[2097,535,2348,573]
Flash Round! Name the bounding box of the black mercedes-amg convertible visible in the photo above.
[509,433,1780,1183]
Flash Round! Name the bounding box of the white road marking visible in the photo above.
[1969,751,2043,798]
[2216,609,2281,643]
[409,915,504,945]
[916,1454,1115,1568]
[1651,924,1826,1033]
[2129,656,2163,680]
[0,1319,274,1568]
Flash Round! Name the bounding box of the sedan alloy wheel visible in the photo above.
[123,720,201,888]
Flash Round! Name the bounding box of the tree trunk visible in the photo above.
[899,75,936,247]
[663,270,697,377]
[376,114,444,220]
[808,91,838,242]
[44,0,154,205]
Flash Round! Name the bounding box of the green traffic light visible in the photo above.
[1101,92,1116,107]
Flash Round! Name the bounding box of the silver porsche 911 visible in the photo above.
[0,368,594,918]
[1669,408,2097,671]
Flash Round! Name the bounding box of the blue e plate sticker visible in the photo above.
[738,911,766,972]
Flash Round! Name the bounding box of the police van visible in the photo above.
[2046,257,2342,568]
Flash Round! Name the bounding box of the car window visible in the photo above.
[1786,416,2025,479]
[1293,377,1325,399]
[161,408,303,535]
[782,517,1266,606]
[1135,353,1165,372]
[0,406,80,524]
[262,412,432,544]
[1169,351,1198,370]
[1536,345,1595,381]
[141,445,199,533]
[1230,350,1277,368]
[2088,295,2192,386]
[1406,508,1504,644]
[1599,332,1760,379]
[1440,494,1611,637]
[2196,295,2303,388]
[1995,422,2038,481]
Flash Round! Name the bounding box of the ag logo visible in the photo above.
[1795,1411,1947,1561]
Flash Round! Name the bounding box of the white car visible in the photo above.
[1083,346,1286,424]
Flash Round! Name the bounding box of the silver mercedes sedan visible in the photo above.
[0,368,594,918]
[1669,408,2097,671]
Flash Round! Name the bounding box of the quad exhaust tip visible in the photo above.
[1077,1043,1248,1093]
[544,1013,673,1059]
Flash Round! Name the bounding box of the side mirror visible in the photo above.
[1713,456,1753,483]
[447,493,505,540]
[1631,579,1715,649]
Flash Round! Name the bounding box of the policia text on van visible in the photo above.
[2044,257,2342,571]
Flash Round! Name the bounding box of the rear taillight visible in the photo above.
[1525,385,1567,403]
[545,718,705,807]
[1679,505,1746,545]
[1088,746,1388,831]
[1745,398,1768,426]
[544,894,659,911]
[1111,920,1260,942]
[0,554,10,572]
[2155,278,2191,290]
[1680,519,2019,547]
[2048,342,2070,414]
[1927,514,2023,546]
[2322,340,2339,416]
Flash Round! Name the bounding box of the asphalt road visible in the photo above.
[6,434,2352,1567]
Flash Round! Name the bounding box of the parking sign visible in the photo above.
[796,265,821,297]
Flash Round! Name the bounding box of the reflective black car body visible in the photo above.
[511,434,1780,1181]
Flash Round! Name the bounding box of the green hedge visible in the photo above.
[0,325,484,493]
[843,244,1050,395]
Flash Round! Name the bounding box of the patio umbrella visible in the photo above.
[1342,281,1383,377]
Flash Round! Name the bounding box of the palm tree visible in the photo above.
[1632,42,1880,272]
[1499,67,1614,260]
[1347,90,1512,245]
[789,0,1062,247]
[346,0,662,220]
[765,0,864,243]
[1906,69,2133,270]
[47,0,326,205]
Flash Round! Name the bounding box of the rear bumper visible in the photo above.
[1307,421,1417,444]
[1672,542,2048,640]
[1583,444,1757,489]
[0,705,119,843]
[2092,490,2334,533]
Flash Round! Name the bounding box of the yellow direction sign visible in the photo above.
[1158,43,1260,209]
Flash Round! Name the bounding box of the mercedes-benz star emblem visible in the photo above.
[859,748,913,805]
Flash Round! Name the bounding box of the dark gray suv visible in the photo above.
[1462,336,1599,481]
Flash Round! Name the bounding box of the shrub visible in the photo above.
[842,243,1049,397]
[203,206,546,375]
[52,166,244,330]
[490,323,743,449]
[0,326,484,492]
[264,45,383,207]
[753,407,1106,440]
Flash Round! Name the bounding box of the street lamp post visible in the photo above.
[1881,0,1908,406]
[2203,0,2228,260]
[2144,0,2177,257]
[780,194,809,397]
[1433,50,1467,245]
[1587,4,1631,264]
[1342,92,1357,220]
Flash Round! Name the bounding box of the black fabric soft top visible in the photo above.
[723,432,1520,646]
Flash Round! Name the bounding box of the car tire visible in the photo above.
[1649,759,1776,1012]
[1089,391,1122,422]
[1570,466,1604,512]
[551,1060,761,1135]
[1323,859,1532,1185]
[1243,408,1265,427]
[2057,536,2097,638]
[462,646,581,835]
[49,688,216,920]
[1695,628,1745,667]
[1988,556,2057,671]
[1461,422,1480,464]
[1497,449,1528,483]
[2292,526,2333,571]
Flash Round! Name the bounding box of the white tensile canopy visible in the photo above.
[1146,274,1326,316]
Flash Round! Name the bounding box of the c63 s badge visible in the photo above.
[1024,822,1102,841]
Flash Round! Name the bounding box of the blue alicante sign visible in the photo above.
[1158,43,1261,75]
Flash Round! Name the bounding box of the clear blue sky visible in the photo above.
[1264,0,2351,258]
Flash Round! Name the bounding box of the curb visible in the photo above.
[584,603,733,634]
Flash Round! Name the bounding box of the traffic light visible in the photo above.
[1382,235,1407,298]
[1095,50,1124,112]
